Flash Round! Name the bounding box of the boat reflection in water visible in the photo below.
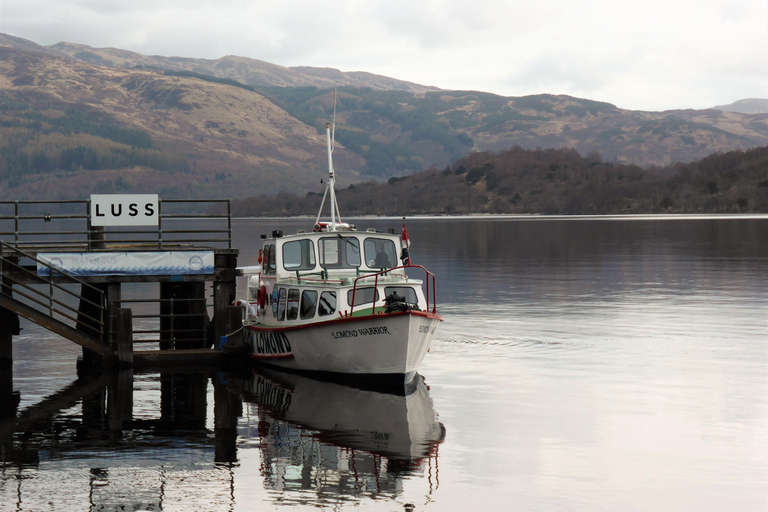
[0,366,444,510]
[231,367,446,502]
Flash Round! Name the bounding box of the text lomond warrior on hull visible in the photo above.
[234,100,443,385]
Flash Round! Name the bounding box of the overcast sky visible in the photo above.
[1,0,765,111]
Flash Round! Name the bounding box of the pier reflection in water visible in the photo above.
[0,367,444,511]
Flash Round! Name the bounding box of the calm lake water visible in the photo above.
[1,215,767,511]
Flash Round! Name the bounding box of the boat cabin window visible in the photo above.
[348,287,379,307]
[364,238,397,269]
[300,290,318,319]
[318,291,336,316]
[384,286,418,304]
[319,236,361,269]
[282,239,316,271]
[286,289,300,320]
[263,244,276,275]
[276,287,287,321]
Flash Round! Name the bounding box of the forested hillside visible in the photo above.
[0,34,766,204]
[231,145,768,215]
[257,87,768,172]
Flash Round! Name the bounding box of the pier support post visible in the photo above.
[160,282,210,350]
[0,254,20,368]
[105,283,121,346]
[0,311,16,368]
[116,308,134,368]
[226,306,244,347]
[89,225,106,250]
[77,283,107,373]
[0,258,20,417]
[212,250,238,344]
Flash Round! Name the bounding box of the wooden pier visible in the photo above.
[0,198,245,416]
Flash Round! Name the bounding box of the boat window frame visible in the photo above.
[364,237,398,269]
[282,239,316,272]
[286,288,300,320]
[348,287,379,307]
[263,244,276,275]
[300,290,318,320]
[383,286,418,304]
[318,291,337,317]
[319,236,361,269]
[277,287,287,321]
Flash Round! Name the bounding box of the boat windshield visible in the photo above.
[319,236,361,269]
[364,237,397,269]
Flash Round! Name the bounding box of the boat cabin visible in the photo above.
[245,227,426,327]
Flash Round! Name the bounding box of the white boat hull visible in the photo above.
[244,310,441,383]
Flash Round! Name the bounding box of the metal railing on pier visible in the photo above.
[0,199,232,251]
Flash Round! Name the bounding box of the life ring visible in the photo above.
[231,299,257,320]
[256,285,267,309]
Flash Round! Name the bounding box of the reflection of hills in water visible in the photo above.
[231,368,446,499]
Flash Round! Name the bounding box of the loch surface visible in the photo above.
[2,215,766,511]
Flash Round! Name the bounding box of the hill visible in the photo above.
[0,33,766,202]
[44,40,438,94]
[713,99,768,114]
[0,45,364,200]
[231,145,768,215]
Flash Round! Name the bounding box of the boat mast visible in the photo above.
[316,89,343,231]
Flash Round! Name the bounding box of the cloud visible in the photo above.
[0,0,765,110]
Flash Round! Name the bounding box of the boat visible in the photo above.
[235,100,443,385]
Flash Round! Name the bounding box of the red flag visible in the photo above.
[401,222,410,265]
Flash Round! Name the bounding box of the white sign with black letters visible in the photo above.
[90,194,159,226]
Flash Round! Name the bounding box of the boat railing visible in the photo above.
[349,264,437,316]
[294,269,329,282]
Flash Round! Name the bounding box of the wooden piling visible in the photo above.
[212,251,237,343]
[116,308,134,368]
[0,255,19,413]
[0,317,12,368]
[227,306,244,346]
[0,252,19,368]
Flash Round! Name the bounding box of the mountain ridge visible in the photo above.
[0,33,765,202]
